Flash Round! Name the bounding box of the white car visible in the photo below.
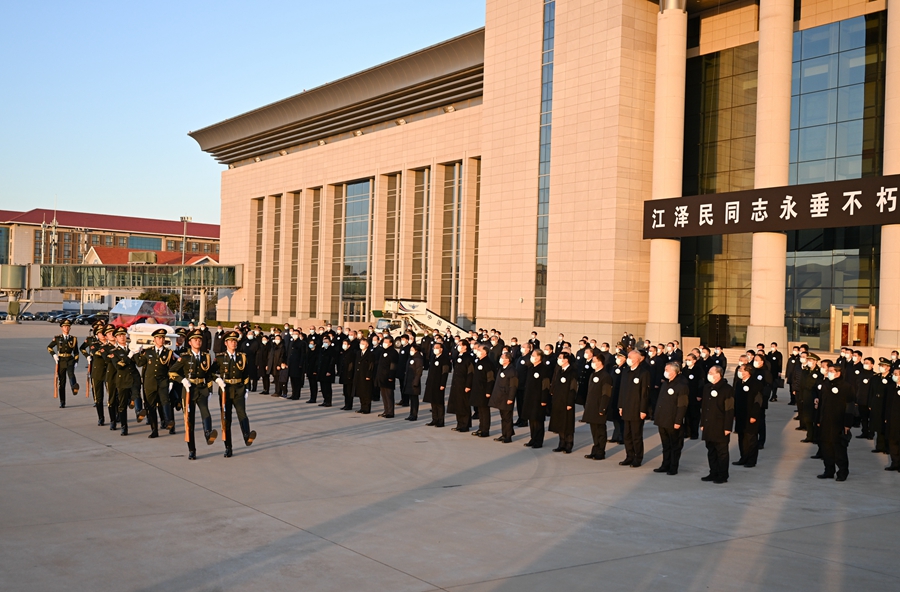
[127,323,179,354]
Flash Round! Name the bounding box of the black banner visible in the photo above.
[643,175,900,239]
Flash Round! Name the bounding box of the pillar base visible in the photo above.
[644,322,681,346]
[875,330,900,351]
[746,324,787,350]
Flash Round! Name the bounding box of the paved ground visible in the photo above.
[1,322,899,591]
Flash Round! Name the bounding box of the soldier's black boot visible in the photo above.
[224,447,233,458]
[119,411,128,436]
[202,417,218,445]
[188,447,197,460]
[96,404,105,426]
[110,406,117,430]
[241,419,256,446]
[148,417,159,439]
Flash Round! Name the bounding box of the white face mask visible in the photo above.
[807,361,816,369]
[892,355,898,361]
[530,357,537,365]
[893,375,899,383]
[707,375,715,383]
[770,347,776,353]
[753,361,762,368]
[433,349,440,356]
[827,372,836,380]
[864,364,872,371]
[626,358,634,367]
[592,363,602,371]
[274,340,281,345]
[308,344,315,349]
[600,347,608,352]
[701,352,708,359]
[663,371,672,380]
[342,343,349,350]
[715,350,721,355]
[686,360,694,367]
[852,356,859,363]
[557,359,564,367]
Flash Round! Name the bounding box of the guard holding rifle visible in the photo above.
[214,331,257,458]
[47,319,80,407]
[171,329,218,460]
[134,328,177,439]
[80,322,110,425]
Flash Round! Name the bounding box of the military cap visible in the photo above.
[151,328,167,338]
[224,330,240,342]
[879,357,892,366]
[187,329,204,340]
[807,353,820,361]
[103,325,115,335]
[60,319,72,327]
[114,327,128,337]
[175,327,188,336]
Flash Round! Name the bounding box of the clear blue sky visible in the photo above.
[0,1,485,224]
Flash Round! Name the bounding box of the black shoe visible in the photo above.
[377,413,385,417]
[245,431,256,446]
[175,402,182,411]
[478,433,490,438]
[340,406,350,410]
[630,462,641,467]
[167,420,175,430]
[425,421,435,426]
[148,431,159,439]
[59,404,65,408]
[319,403,331,407]
[653,467,668,473]
[260,391,269,395]
[701,475,715,482]
[667,469,678,475]
[835,475,847,482]
[593,455,605,460]
[515,420,528,428]
[810,454,822,459]
[109,423,117,431]
[472,431,481,436]
[434,423,444,428]
[732,460,745,466]
[383,414,394,419]
[493,437,503,441]
[758,445,765,450]
[206,430,218,445]
[188,451,197,460]
[795,426,805,431]
[120,429,128,436]
[136,410,147,424]
[585,454,595,459]
[531,445,543,449]
[224,449,233,458]
[563,449,571,453]
[456,429,469,433]
[524,441,534,447]
[885,465,898,471]
[816,473,833,479]
[872,449,884,453]
[713,479,727,484]
[306,400,316,404]
[618,459,633,466]
[743,463,756,468]
[169,428,176,435]
[801,439,812,443]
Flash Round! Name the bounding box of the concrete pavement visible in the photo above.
[1,323,898,591]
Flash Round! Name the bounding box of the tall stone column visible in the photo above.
[876,0,900,349]
[644,0,686,345]
[746,0,792,349]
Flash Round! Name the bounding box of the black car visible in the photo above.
[18,312,35,321]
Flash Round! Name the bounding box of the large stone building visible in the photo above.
[191,0,900,352]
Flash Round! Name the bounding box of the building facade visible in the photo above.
[191,0,900,352]
[0,209,219,311]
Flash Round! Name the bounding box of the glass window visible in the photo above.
[127,236,162,250]
[801,22,839,60]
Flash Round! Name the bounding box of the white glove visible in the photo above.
[128,350,137,358]
[216,378,226,390]
[244,389,249,400]
[181,378,191,390]
[74,362,78,370]
[53,354,59,363]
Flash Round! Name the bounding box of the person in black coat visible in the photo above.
[513,342,532,427]
[376,336,399,418]
[750,353,772,449]
[339,340,359,410]
[240,333,262,392]
[490,353,518,442]
[700,366,734,484]
[397,335,411,407]
[448,341,475,432]
[816,365,856,481]
[267,336,287,397]
[767,342,784,402]
[645,346,665,421]
[582,356,612,460]
[653,363,689,474]
[607,352,627,444]
[682,354,703,440]
[576,347,596,407]
[403,344,424,421]
[255,335,272,395]
[212,324,227,355]
[423,342,451,427]
[618,351,650,467]
[316,338,336,407]
[288,335,306,400]
[548,353,578,453]
[199,323,212,353]
[469,345,496,437]
[870,358,893,455]
[353,341,377,414]
[522,349,549,448]
[733,363,763,468]
[886,368,900,469]
[855,357,876,440]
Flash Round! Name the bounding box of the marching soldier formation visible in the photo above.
[49,319,900,480]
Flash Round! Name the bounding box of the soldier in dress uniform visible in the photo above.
[134,328,177,438]
[81,322,110,425]
[47,319,80,407]
[107,327,139,436]
[816,363,855,481]
[490,353,518,442]
[618,351,650,467]
[653,362,689,475]
[171,329,219,460]
[470,345,496,437]
[423,342,451,427]
[549,353,577,453]
[582,354,612,460]
[700,365,734,484]
[447,341,474,432]
[165,327,188,434]
[214,331,257,458]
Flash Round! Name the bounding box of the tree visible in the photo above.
[137,290,179,313]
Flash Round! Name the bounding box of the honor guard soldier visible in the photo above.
[172,329,219,460]
[214,331,256,458]
[47,319,80,407]
[134,328,177,438]
[80,322,111,425]
[107,327,139,436]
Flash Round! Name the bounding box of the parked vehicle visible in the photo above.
[18,312,35,321]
